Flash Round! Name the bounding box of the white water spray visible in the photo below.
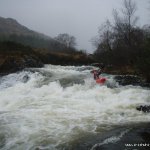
[0,65,149,149]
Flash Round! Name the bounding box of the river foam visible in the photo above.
[0,65,149,149]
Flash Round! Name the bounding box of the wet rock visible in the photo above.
[136,105,150,113]
[114,75,142,85]
[0,55,43,75]
[114,75,150,87]
[23,55,43,68]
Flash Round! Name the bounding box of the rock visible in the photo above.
[22,75,30,83]
[23,55,43,68]
[114,75,150,87]
[0,55,44,75]
[0,41,44,76]
[136,105,150,113]
[114,75,142,86]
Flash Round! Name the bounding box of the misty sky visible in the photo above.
[0,0,149,53]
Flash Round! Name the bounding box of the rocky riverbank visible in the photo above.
[0,41,44,76]
[0,41,149,89]
[0,54,43,75]
[0,41,94,76]
[102,64,150,88]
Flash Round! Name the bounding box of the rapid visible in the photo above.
[0,65,149,150]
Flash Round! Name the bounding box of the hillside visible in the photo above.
[0,17,95,75]
[0,16,66,51]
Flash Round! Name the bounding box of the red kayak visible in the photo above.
[96,77,106,84]
[91,69,106,84]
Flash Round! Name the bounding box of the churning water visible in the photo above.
[0,65,149,150]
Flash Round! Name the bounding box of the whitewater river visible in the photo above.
[0,65,150,150]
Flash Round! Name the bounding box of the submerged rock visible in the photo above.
[22,74,30,83]
[136,105,150,113]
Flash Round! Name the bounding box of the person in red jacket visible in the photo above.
[91,69,101,80]
[91,64,105,80]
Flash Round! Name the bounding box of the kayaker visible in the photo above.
[91,64,105,80]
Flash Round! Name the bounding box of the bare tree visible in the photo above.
[93,0,138,53]
[113,0,138,46]
[93,0,141,65]
[92,20,114,53]
[54,33,76,48]
[149,0,150,20]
